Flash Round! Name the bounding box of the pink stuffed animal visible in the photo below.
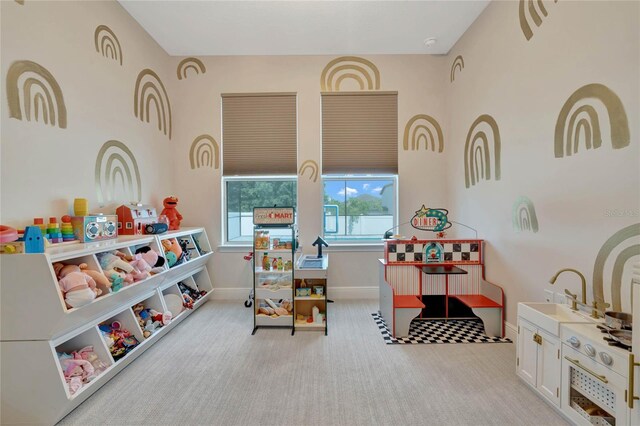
[53,263,100,309]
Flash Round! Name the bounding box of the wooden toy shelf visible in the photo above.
[0,227,213,426]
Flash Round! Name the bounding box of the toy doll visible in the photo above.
[53,263,100,309]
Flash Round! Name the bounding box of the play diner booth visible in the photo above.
[378,205,504,340]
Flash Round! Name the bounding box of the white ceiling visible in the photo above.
[118,1,490,56]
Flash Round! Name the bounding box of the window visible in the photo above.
[321,92,398,242]
[323,175,396,241]
[225,177,297,243]
[222,93,297,244]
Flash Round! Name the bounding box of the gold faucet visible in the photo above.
[549,268,587,305]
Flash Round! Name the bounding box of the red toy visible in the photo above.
[160,196,182,231]
[116,203,159,235]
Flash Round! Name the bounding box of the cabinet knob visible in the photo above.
[567,336,581,348]
[584,344,596,357]
[599,352,613,366]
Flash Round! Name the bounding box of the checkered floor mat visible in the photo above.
[371,312,511,345]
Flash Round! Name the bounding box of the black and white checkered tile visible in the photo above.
[387,242,479,263]
[371,312,511,345]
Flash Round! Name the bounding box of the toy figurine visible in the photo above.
[160,196,182,231]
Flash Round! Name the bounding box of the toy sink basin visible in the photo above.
[518,302,592,336]
[296,255,328,270]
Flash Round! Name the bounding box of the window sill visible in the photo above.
[217,244,252,253]
[323,243,384,252]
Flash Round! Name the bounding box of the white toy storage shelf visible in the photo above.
[0,227,213,425]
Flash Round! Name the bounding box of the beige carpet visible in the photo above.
[59,300,568,426]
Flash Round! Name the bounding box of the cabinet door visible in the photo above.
[536,329,561,406]
[517,319,538,387]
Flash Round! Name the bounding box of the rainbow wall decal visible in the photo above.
[177,57,206,80]
[450,55,464,83]
[94,25,123,66]
[95,140,142,205]
[189,134,219,170]
[15,0,24,4]
[554,83,630,158]
[464,114,501,188]
[519,0,557,41]
[321,56,380,92]
[6,60,67,129]
[403,114,444,152]
[298,160,319,183]
[134,69,172,139]
[512,196,539,233]
[592,224,640,311]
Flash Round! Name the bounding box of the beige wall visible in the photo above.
[171,55,449,295]
[1,0,176,224]
[446,1,640,324]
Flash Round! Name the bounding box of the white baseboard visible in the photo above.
[210,286,379,301]
[505,320,517,342]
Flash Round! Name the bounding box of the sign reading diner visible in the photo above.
[253,207,295,225]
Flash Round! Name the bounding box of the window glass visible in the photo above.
[323,176,396,241]
[225,178,297,243]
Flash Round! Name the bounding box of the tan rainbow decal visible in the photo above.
[592,223,640,311]
[94,25,123,66]
[512,196,539,233]
[298,160,319,183]
[464,114,501,188]
[134,69,172,139]
[519,0,557,41]
[15,0,24,4]
[554,83,629,158]
[7,60,67,129]
[450,55,464,83]
[177,57,206,80]
[321,56,380,92]
[403,114,444,152]
[189,134,219,170]
[95,140,142,205]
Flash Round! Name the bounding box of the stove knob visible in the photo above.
[584,344,596,357]
[600,352,613,366]
[567,336,581,348]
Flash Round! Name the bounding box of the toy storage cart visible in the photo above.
[252,223,297,335]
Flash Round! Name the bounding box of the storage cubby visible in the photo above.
[132,291,170,339]
[1,227,213,425]
[192,231,211,255]
[162,284,186,318]
[98,308,143,361]
[54,328,113,398]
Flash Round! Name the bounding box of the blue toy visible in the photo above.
[23,226,44,253]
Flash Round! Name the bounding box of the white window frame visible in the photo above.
[321,174,398,244]
[222,175,297,246]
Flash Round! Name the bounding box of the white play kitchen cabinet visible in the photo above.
[517,302,632,425]
[517,317,562,406]
[0,227,213,425]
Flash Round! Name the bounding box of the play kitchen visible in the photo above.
[517,266,640,426]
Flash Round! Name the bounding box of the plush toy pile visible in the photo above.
[132,303,172,338]
[98,321,140,361]
[57,346,108,395]
[95,246,165,292]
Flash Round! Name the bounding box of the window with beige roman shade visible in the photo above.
[222,93,297,175]
[322,91,398,174]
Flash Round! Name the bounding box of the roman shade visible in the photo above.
[222,93,297,175]
[322,91,398,174]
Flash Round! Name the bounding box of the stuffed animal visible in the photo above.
[77,264,111,295]
[135,246,165,273]
[53,263,100,309]
[96,252,134,287]
[160,196,182,230]
[161,238,183,267]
